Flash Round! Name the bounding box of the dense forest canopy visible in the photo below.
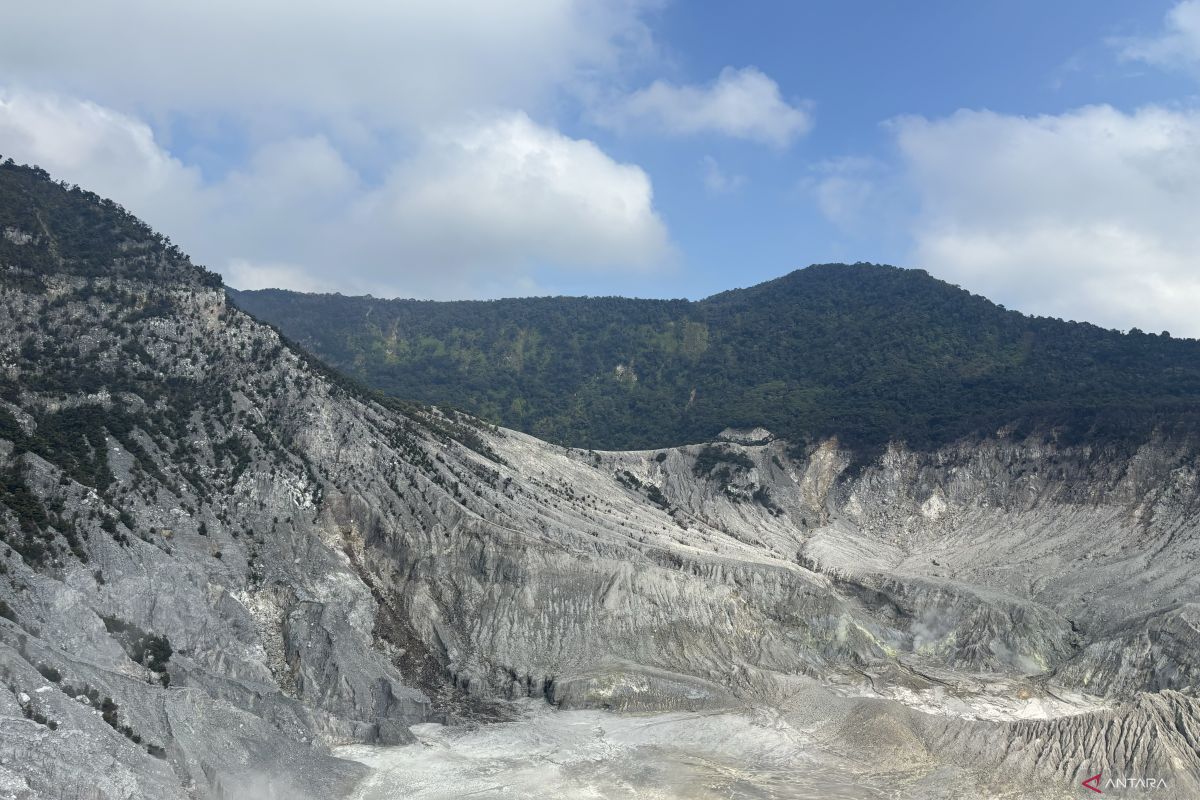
[230,265,1200,453]
[0,158,222,288]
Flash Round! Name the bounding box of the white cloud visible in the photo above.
[700,156,745,194]
[353,112,672,285]
[1118,0,1200,74]
[0,91,671,298]
[889,104,1200,336]
[803,157,888,232]
[595,67,811,147]
[225,260,339,294]
[0,3,674,297]
[0,1,656,132]
[0,91,204,215]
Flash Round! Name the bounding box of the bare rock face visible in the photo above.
[2,174,1200,797]
[717,426,775,445]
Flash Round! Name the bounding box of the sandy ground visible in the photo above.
[336,701,973,800]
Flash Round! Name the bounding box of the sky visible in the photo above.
[2,1,1200,334]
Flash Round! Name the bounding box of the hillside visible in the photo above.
[231,268,1200,453]
[0,160,496,797]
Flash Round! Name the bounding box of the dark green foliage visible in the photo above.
[615,469,668,508]
[36,662,62,682]
[0,408,22,443]
[141,634,173,673]
[615,470,642,489]
[644,484,668,509]
[752,485,783,515]
[21,704,54,729]
[24,406,114,490]
[230,264,1200,454]
[124,296,174,323]
[0,465,48,534]
[100,696,118,728]
[0,157,221,287]
[0,464,55,566]
[97,694,144,743]
[101,616,172,672]
[693,445,755,478]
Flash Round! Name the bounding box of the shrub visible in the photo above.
[36,663,62,683]
[693,445,754,479]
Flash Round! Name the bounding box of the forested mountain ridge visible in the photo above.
[231,265,1200,452]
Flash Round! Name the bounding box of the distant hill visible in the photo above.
[230,264,1200,454]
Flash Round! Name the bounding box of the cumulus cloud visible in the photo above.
[353,112,672,282]
[889,104,1200,336]
[0,3,674,297]
[700,156,745,194]
[0,92,671,298]
[224,261,341,295]
[1118,0,1200,74]
[0,91,204,216]
[595,67,811,147]
[802,157,891,232]
[0,1,656,131]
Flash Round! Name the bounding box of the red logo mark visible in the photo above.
[1082,773,1102,794]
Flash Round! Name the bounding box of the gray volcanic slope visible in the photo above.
[2,173,1200,798]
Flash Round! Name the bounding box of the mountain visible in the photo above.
[231,266,1200,454]
[4,160,1200,799]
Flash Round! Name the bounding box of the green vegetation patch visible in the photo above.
[231,263,1200,456]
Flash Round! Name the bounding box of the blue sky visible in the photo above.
[2,1,1200,334]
